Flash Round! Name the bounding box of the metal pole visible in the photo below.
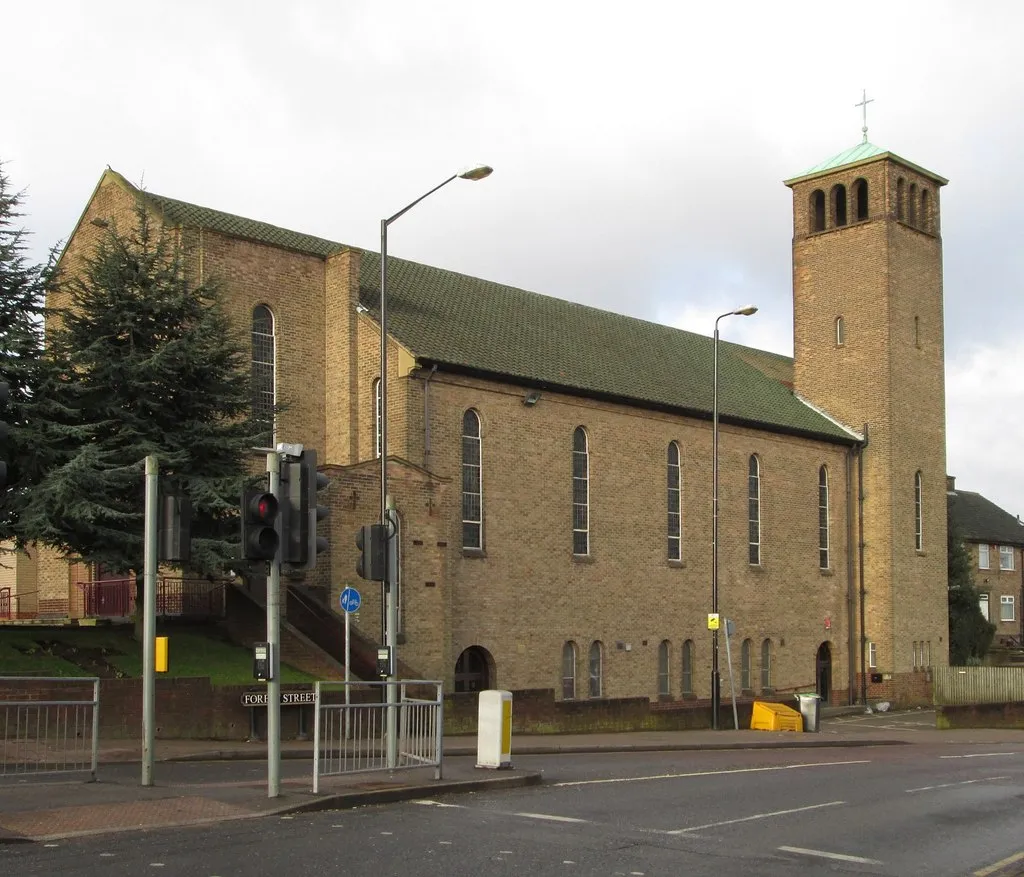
[724,619,739,730]
[344,610,351,740]
[141,454,158,786]
[267,450,282,798]
[712,321,721,731]
[90,678,100,782]
[313,681,321,795]
[385,502,398,769]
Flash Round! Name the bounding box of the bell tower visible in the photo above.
[785,131,949,702]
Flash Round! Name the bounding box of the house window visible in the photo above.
[1001,595,1016,622]
[681,639,694,695]
[760,639,773,691]
[831,184,847,227]
[810,189,826,232]
[741,639,752,690]
[999,545,1014,571]
[979,544,990,569]
[561,641,577,700]
[251,305,276,439]
[818,466,830,569]
[897,177,905,221]
[657,640,671,696]
[461,409,483,549]
[748,455,761,565]
[373,378,382,458]
[914,471,923,551]
[835,316,845,346]
[667,442,681,560]
[868,641,877,669]
[588,640,603,698]
[854,178,869,221]
[979,593,990,622]
[573,427,590,556]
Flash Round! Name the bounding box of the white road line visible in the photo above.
[553,760,869,788]
[940,752,1017,759]
[906,776,1010,792]
[666,800,845,834]
[778,845,883,865]
[514,812,589,823]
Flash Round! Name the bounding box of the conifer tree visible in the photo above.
[21,203,263,577]
[947,518,995,664]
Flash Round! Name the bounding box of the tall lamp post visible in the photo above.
[711,304,758,730]
[379,164,492,763]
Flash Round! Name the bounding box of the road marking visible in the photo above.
[666,800,845,834]
[906,776,1009,792]
[974,851,1024,876]
[514,812,589,823]
[413,799,464,808]
[940,752,1017,759]
[553,760,869,787]
[778,845,883,865]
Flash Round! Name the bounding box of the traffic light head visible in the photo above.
[355,523,386,581]
[242,489,279,561]
[281,448,330,571]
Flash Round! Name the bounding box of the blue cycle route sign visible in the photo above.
[339,587,361,614]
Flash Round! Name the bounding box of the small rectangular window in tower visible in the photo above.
[914,316,920,348]
[835,316,844,347]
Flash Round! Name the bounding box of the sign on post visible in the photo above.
[340,587,361,614]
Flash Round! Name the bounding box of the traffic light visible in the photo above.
[355,523,386,581]
[280,448,330,571]
[158,485,192,564]
[0,382,9,492]
[241,488,279,561]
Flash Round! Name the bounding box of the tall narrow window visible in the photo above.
[978,543,990,569]
[914,471,923,551]
[914,316,920,348]
[741,639,752,690]
[373,378,382,458]
[810,189,826,232]
[588,640,603,698]
[561,641,577,700]
[681,640,694,695]
[462,409,483,549]
[573,427,590,555]
[657,640,671,696]
[908,183,918,225]
[920,188,931,232]
[1000,545,1015,571]
[818,466,830,569]
[979,594,990,621]
[854,178,869,221]
[667,442,681,560]
[748,455,761,565]
[251,305,276,439]
[761,639,772,691]
[897,177,905,221]
[868,641,878,668]
[831,184,847,227]
[835,316,845,346]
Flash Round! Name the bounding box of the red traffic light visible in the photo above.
[242,490,280,560]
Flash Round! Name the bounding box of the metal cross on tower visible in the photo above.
[855,89,874,144]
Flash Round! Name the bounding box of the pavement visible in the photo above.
[2,707,1023,845]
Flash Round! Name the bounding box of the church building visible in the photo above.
[15,135,951,708]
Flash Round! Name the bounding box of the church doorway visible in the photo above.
[454,646,493,693]
[816,642,832,703]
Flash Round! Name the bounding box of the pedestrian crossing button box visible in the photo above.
[253,642,272,681]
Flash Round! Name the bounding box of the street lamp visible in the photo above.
[378,164,492,762]
[711,304,757,730]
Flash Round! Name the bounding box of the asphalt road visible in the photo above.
[3,743,1022,877]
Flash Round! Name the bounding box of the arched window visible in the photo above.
[761,639,773,691]
[588,640,603,698]
[462,409,483,549]
[810,189,826,232]
[748,455,761,565]
[819,466,830,570]
[657,640,671,696]
[681,640,694,695]
[741,638,752,690]
[373,378,382,458]
[561,641,577,700]
[573,427,590,555]
[897,177,906,221]
[854,178,869,221]
[835,316,845,346]
[667,442,681,560]
[914,471,923,551]
[920,188,930,232]
[831,184,847,227]
[251,305,276,438]
[908,182,918,226]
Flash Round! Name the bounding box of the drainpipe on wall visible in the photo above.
[858,423,870,707]
[422,364,438,471]
[845,443,857,705]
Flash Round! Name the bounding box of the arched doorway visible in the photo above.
[816,642,832,703]
[454,646,493,693]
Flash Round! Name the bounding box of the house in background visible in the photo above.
[947,476,1024,646]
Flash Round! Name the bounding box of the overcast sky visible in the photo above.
[5,1,1024,517]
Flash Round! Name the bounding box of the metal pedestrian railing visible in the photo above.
[313,680,443,793]
[0,677,100,780]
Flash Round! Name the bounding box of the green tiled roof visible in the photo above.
[948,489,1024,546]
[801,141,886,176]
[111,170,856,444]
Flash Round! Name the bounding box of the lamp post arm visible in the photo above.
[384,174,459,227]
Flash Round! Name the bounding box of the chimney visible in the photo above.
[946,475,956,493]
